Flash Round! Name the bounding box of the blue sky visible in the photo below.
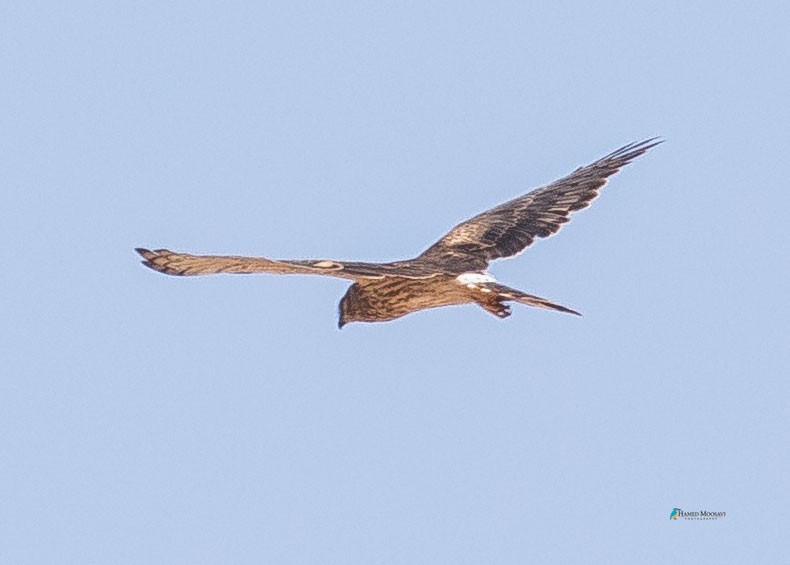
[2,2,788,563]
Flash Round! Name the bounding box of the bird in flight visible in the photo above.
[137,138,661,327]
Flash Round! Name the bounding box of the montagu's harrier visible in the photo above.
[137,138,661,327]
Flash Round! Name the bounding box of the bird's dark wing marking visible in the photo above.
[418,138,662,271]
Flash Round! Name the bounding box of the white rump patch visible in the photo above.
[456,272,496,287]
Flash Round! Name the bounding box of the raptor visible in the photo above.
[137,138,661,327]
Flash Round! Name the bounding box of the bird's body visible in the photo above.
[137,138,661,327]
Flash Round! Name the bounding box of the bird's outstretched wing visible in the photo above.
[136,248,349,277]
[418,138,662,271]
[135,248,439,280]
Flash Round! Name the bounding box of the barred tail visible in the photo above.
[489,283,582,316]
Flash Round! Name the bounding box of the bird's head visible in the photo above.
[337,286,363,329]
[337,283,394,328]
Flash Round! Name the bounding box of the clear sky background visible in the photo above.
[2,2,788,563]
